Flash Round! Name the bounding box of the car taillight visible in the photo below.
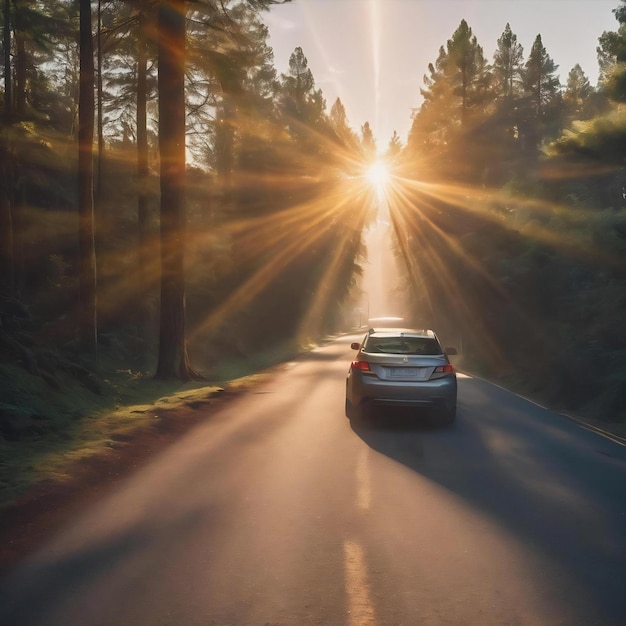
[351,360,371,372]
[434,364,454,374]
[430,363,454,379]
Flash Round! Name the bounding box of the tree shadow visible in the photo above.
[0,505,211,626]
[350,376,626,623]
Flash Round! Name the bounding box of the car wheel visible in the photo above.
[345,398,363,423]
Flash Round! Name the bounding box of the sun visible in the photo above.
[366,159,390,189]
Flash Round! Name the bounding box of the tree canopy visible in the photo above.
[0,1,624,430]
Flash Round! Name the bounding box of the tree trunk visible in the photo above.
[1,0,13,297]
[3,0,11,115]
[14,29,26,115]
[78,0,97,354]
[137,9,148,231]
[155,0,194,380]
[0,146,14,298]
[96,0,104,198]
[136,2,153,356]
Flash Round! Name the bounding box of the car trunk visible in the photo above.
[365,354,446,382]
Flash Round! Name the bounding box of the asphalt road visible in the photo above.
[1,334,625,626]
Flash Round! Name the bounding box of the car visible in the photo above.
[345,326,458,425]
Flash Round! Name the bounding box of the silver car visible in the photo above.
[345,327,458,425]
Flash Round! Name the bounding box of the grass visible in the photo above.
[0,367,226,507]
[0,338,305,509]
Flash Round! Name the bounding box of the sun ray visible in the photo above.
[365,160,389,189]
[368,0,382,134]
[186,175,374,342]
[79,92,623,376]
[391,174,622,270]
[373,162,625,372]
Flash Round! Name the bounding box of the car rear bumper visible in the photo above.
[347,374,457,411]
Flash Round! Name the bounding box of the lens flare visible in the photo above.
[366,160,390,189]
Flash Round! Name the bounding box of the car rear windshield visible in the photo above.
[363,336,442,355]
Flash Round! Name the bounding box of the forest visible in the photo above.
[1,0,625,486]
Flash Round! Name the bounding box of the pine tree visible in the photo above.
[493,23,524,100]
[564,64,592,119]
[11,0,70,116]
[488,23,526,154]
[409,45,456,150]
[409,19,490,150]
[78,0,98,353]
[445,20,491,126]
[155,0,194,379]
[3,0,11,116]
[361,121,376,158]
[407,20,493,180]
[279,46,326,143]
[597,0,626,101]
[329,97,359,152]
[523,34,560,118]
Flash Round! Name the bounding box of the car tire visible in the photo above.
[345,398,363,423]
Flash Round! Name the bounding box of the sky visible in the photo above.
[264,0,620,150]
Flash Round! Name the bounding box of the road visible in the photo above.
[1,334,625,626]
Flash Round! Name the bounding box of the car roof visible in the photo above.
[366,327,437,338]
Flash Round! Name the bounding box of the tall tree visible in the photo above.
[0,0,13,297]
[3,0,11,115]
[155,0,194,379]
[329,96,359,153]
[133,0,158,355]
[597,0,626,101]
[489,23,526,153]
[563,64,592,119]
[548,2,626,170]
[155,0,288,378]
[493,23,524,100]
[78,0,97,353]
[407,19,493,181]
[229,5,281,179]
[360,120,376,158]
[136,0,153,290]
[523,34,560,117]
[408,20,490,150]
[445,19,490,126]
[408,44,455,153]
[386,130,402,163]
[11,0,66,116]
[279,46,326,144]
[1,0,69,298]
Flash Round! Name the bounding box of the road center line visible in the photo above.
[343,540,376,626]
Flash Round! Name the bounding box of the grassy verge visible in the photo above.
[0,339,304,509]
[0,368,222,507]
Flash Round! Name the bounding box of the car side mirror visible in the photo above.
[445,347,457,355]
[351,342,361,350]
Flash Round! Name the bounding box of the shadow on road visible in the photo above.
[350,375,626,624]
[0,505,211,626]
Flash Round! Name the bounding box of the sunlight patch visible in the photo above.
[366,160,390,189]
